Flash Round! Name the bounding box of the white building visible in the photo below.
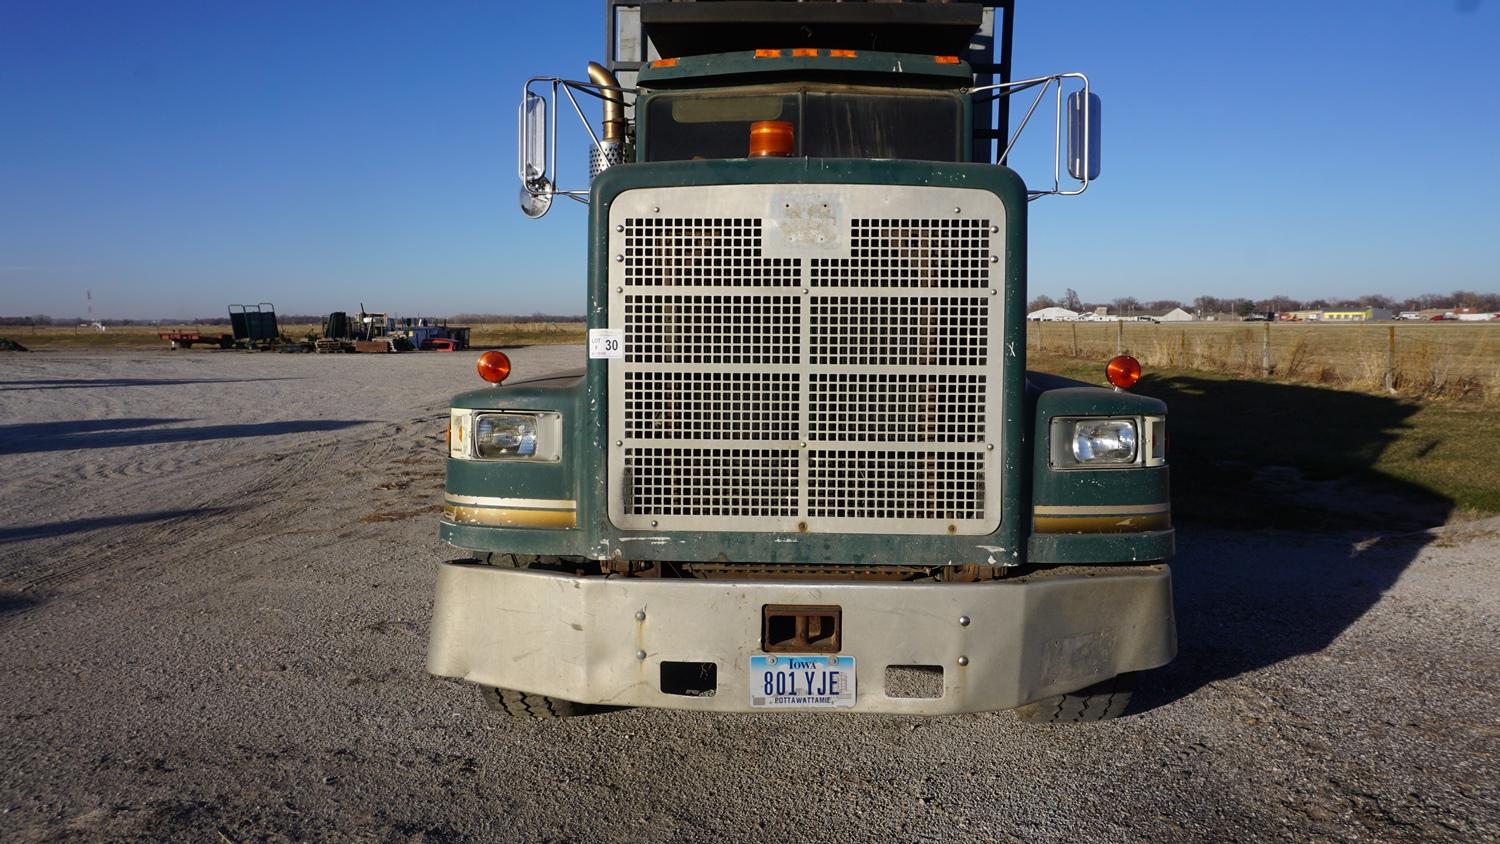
[1026,306,1079,321]
[1157,307,1194,322]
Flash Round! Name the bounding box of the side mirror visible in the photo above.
[1067,92,1101,182]
[518,91,548,189]
[518,91,552,218]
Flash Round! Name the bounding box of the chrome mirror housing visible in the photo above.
[519,181,553,219]
[969,72,1098,199]
[518,91,548,188]
[1067,91,1101,182]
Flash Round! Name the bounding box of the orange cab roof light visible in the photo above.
[791,48,818,57]
[829,49,857,58]
[934,55,961,64]
[1105,355,1142,390]
[748,120,794,158]
[650,58,678,68]
[477,350,512,384]
[754,49,781,58]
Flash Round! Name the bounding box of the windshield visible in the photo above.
[645,89,963,162]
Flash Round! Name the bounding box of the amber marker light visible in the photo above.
[754,49,782,58]
[749,120,795,157]
[477,350,512,384]
[650,58,678,68]
[791,48,818,57]
[1105,355,1142,390]
[934,55,961,64]
[829,49,858,58]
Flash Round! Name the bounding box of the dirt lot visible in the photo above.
[1,348,1496,842]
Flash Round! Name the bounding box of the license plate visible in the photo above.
[748,655,855,708]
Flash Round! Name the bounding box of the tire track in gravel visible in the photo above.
[0,413,447,630]
[0,437,349,626]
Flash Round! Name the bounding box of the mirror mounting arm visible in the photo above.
[965,72,1098,201]
[517,75,640,219]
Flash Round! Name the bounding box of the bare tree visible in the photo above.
[1027,294,1058,312]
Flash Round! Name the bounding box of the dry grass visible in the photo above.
[1030,349,1500,517]
[1028,321,1500,402]
[468,321,585,347]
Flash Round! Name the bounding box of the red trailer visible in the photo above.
[159,330,235,349]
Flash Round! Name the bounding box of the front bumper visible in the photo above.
[427,562,1175,715]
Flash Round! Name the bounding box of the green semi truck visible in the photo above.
[426,0,1174,721]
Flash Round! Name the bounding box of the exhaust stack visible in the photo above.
[586,61,630,178]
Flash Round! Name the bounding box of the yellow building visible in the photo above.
[1318,308,1392,322]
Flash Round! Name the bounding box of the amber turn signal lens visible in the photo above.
[477,350,512,384]
[1105,355,1142,389]
[749,120,794,157]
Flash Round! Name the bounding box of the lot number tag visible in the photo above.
[588,328,625,359]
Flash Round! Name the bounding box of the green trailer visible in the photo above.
[426,0,1173,721]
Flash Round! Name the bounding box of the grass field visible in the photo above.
[1029,320,1500,401]
[1031,349,1499,519]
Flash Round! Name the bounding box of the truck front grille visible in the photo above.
[607,184,1004,535]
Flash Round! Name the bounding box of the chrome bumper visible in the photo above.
[426,562,1175,715]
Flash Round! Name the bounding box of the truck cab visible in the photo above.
[427,0,1174,721]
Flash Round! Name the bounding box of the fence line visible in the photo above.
[1026,321,1499,401]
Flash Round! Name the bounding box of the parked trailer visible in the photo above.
[158,330,235,350]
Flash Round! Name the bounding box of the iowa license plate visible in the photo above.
[749,655,855,708]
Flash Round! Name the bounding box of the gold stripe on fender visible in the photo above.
[444,494,576,510]
[442,504,578,529]
[1032,512,1171,534]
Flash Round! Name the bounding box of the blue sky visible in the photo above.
[0,1,1494,320]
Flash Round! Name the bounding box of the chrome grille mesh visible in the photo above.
[623,218,800,287]
[808,296,989,367]
[808,451,986,520]
[811,218,991,288]
[624,447,799,518]
[808,374,986,443]
[608,185,1004,535]
[625,371,800,440]
[624,294,801,365]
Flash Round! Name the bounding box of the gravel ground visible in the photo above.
[0,348,1496,842]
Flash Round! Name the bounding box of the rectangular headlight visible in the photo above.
[450,411,562,461]
[475,413,537,458]
[1050,417,1139,468]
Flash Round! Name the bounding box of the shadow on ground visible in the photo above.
[0,508,230,545]
[1124,374,1453,713]
[0,418,368,455]
[0,591,41,617]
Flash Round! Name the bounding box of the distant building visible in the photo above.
[1157,307,1194,322]
[1320,308,1392,322]
[1026,306,1079,321]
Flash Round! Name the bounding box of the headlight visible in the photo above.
[1050,417,1140,467]
[448,409,562,462]
[475,413,538,458]
[1072,419,1137,463]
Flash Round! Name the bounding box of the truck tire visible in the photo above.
[1014,673,1135,723]
[479,685,587,719]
